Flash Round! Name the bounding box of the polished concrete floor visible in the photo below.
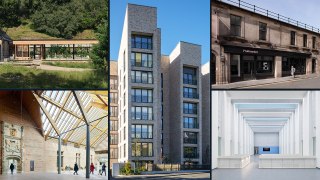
[212,156,320,180]
[0,170,108,180]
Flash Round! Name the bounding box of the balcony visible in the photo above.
[184,153,199,159]
[183,138,198,144]
[183,92,199,99]
[183,78,197,86]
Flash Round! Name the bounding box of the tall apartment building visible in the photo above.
[110,61,119,167]
[114,4,210,166]
[162,42,203,164]
[117,4,162,166]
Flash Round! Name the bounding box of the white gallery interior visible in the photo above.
[211,91,320,169]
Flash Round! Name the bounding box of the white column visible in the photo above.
[212,91,220,169]
[294,107,300,155]
[279,129,283,154]
[233,107,239,155]
[289,117,294,154]
[315,91,320,167]
[239,116,244,154]
[224,94,231,156]
[303,92,310,156]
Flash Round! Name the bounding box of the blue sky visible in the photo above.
[110,0,320,64]
[110,0,210,64]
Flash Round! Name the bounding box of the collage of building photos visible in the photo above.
[1,0,320,180]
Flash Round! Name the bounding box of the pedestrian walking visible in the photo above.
[291,66,296,78]
[90,163,95,174]
[9,163,14,175]
[73,163,79,175]
[101,163,106,176]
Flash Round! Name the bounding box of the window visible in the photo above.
[131,89,153,103]
[183,147,198,159]
[110,92,118,103]
[183,87,198,99]
[183,103,197,114]
[184,132,198,144]
[124,143,126,158]
[131,35,152,50]
[110,107,118,117]
[313,36,316,49]
[183,67,197,85]
[110,148,118,159]
[124,127,126,141]
[303,34,307,47]
[110,76,118,90]
[131,107,153,120]
[131,125,153,139]
[110,134,118,145]
[183,117,198,129]
[131,71,153,84]
[123,50,126,72]
[131,52,153,67]
[110,120,118,131]
[16,45,29,57]
[230,54,240,77]
[230,15,241,37]
[132,142,153,157]
[290,31,296,45]
[259,22,267,41]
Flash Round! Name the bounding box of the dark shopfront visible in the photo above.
[224,45,311,82]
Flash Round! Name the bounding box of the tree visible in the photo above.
[90,19,108,70]
[0,0,21,30]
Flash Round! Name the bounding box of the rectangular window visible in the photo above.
[291,31,296,45]
[184,132,198,144]
[131,52,153,68]
[132,142,153,157]
[183,87,198,99]
[132,71,154,84]
[110,134,118,145]
[110,148,118,159]
[231,54,240,77]
[303,34,307,47]
[183,67,197,85]
[183,117,198,129]
[259,22,267,41]
[110,120,118,131]
[131,89,153,103]
[230,15,241,37]
[110,107,118,117]
[313,36,316,49]
[110,92,118,104]
[110,76,118,90]
[183,103,197,114]
[183,147,198,159]
[131,124,153,139]
[131,107,153,120]
[131,35,152,50]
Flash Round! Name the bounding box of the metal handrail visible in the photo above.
[217,0,320,34]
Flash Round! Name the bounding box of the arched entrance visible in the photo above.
[4,156,22,174]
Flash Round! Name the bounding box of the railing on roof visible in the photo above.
[217,0,320,34]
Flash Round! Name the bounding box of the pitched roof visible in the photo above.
[0,30,12,41]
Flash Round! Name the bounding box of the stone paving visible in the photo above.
[212,74,320,89]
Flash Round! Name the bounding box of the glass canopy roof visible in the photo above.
[34,90,108,148]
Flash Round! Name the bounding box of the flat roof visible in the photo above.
[13,39,99,45]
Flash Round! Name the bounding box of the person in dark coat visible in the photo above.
[73,163,79,175]
[101,163,106,176]
[10,163,14,174]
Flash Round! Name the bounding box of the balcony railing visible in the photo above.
[183,92,199,99]
[183,78,197,85]
[217,0,320,34]
[183,138,198,144]
[184,153,199,159]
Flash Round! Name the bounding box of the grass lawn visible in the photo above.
[42,61,94,69]
[6,23,96,40]
[0,64,108,89]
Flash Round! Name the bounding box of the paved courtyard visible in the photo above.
[212,156,320,180]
